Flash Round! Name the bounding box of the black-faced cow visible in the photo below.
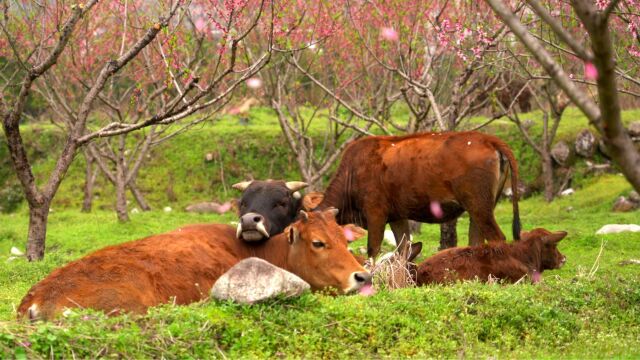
[232,180,308,242]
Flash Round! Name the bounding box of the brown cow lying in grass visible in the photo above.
[416,228,567,285]
[18,209,371,321]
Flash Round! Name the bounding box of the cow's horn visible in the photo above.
[285,181,308,192]
[326,207,339,218]
[299,210,309,222]
[232,181,253,191]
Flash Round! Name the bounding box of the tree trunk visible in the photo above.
[129,181,151,211]
[439,219,458,250]
[81,150,97,212]
[542,152,555,202]
[26,202,50,261]
[115,162,129,222]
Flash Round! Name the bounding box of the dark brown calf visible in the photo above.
[309,131,521,257]
[416,228,567,285]
[18,209,370,320]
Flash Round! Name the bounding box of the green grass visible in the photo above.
[0,175,639,358]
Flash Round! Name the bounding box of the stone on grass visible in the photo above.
[575,129,597,158]
[551,141,571,165]
[612,196,638,212]
[211,257,309,304]
[629,191,640,204]
[596,224,640,235]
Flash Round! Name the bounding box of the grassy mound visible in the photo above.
[0,175,638,358]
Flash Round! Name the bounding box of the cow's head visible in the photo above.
[233,180,308,242]
[521,228,568,270]
[285,208,372,294]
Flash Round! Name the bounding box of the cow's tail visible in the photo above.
[493,139,521,241]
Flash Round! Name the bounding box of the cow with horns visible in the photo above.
[232,180,309,242]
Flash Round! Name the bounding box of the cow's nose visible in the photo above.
[353,271,372,285]
[241,212,264,225]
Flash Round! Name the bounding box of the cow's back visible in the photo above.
[18,224,239,319]
[416,242,528,284]
[332,131,506,220]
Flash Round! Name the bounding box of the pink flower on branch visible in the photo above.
[380,27,399,42]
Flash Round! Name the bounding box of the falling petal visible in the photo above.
[246,77,262,89]
[344,227,355,242]
[380,27,399,42]
[430,201,444,219]
[584,62,598,81]
[195,18,207,32]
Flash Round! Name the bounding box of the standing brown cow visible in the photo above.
[308,131,521,257]
[17,209,370,321]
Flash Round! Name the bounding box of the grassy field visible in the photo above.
[0,174,639,358]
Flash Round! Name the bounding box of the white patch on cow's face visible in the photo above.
[27,304,39,320]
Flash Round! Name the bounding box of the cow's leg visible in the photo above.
[439,219,458,250]
[452,172,506,245]
[468,218,483,246]
[466,209,505,245]
[366,213,387,258]
[390,219,411,258]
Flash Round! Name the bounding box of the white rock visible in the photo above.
[10,246,24,256]
[211,258,310,304]
[596,224,640,235]
[560,188,575,196]
[163,206,172,213]
[130,207,140,214]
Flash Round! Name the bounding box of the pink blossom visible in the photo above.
[595,0,608,10]
[584,62,598,81]
[246,77,262,89]
[380,27,399,42]
[195,18,207,32]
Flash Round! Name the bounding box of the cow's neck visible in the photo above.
[510,241,543,271]
[239,234,291,271]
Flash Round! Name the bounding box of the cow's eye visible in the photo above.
[274,201,286,209]
[312,240,326,249]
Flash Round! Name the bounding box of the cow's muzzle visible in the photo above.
[237,212,270,242]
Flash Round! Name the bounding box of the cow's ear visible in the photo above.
[543,231,567,245]
[232,180,253,191]
[342,224,366,242]
[299,210,309,223]
[407,242,423,262]
[302,192,324,211]
[286,226,299,245]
